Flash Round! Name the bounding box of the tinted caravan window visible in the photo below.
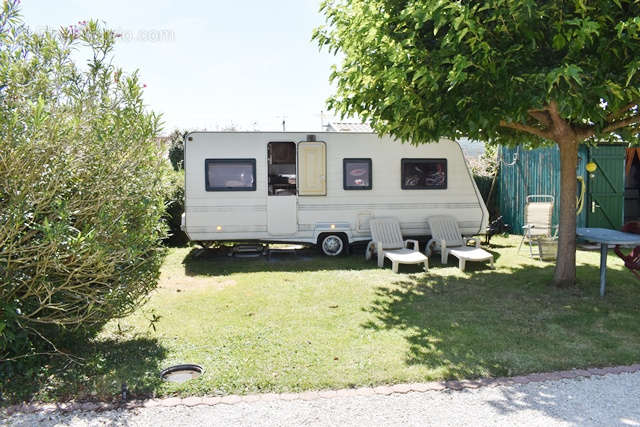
[401,158,447,189]
[205,159,256,191]
[343,158,372,190]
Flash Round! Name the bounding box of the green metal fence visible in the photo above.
[498,145,588,235]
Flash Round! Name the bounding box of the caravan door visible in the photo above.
[267,142,297,235]
[297,141,326,196]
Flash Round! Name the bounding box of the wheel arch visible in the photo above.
[317,232,349,256]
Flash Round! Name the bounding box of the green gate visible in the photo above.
[587,146,626,229]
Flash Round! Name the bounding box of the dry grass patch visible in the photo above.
[158,273,237,292]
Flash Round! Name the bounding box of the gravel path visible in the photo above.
[4,372,640,426]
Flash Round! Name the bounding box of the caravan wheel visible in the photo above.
[320,234,345,256]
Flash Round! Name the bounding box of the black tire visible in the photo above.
[319,233,346,256]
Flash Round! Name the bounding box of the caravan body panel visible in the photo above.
[183,132,488,244]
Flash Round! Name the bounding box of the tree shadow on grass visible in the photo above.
[2,336,167,404]
[361,261,640,381]
[181,243,501,276]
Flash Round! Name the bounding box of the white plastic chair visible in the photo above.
[365,217,429,273]
[426,215,494,271]
[517,195,555,258]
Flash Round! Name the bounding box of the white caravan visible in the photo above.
[181,132,488,255]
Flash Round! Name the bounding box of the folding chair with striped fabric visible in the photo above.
[517,195,555,258]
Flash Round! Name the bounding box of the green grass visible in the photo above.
[5,236,640,403]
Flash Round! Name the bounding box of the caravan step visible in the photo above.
[266,244,304,260]
[228,244,266,257]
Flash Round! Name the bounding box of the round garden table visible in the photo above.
[576,227,640,297]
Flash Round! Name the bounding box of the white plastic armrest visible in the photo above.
[440,239,447,264]
[405,239,419,251]
[376,241,385,267]
[522,224,534,230]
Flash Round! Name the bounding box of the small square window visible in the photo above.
[343,158,372,190]
[401,158,447,190]
[205,159,256,191]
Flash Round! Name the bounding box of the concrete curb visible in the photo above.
[4,363,640,416]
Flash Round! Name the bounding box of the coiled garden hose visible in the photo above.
[576,176,586,215]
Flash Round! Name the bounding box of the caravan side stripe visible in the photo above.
[298,202,480,211]
[298,221,481,233]
[187,225,268,233]
[187,205,267,212]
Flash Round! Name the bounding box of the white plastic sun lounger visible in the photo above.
[426,215,494,271]
[365,217,429,273]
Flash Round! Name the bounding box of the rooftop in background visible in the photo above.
[325,121,373,133]
[458,138,486,159]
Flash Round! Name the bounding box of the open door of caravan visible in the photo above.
[267,142,297,235]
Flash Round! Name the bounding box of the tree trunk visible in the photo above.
[552,139,579,287]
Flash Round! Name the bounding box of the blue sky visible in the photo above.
[21,0,338,134]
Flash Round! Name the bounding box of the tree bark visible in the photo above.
[552,138,578,287]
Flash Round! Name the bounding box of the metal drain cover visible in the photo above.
[160,364,203,383]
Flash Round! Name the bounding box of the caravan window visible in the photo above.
[401,158,447,190]
[343,158,372,190]
[205,159,256,191]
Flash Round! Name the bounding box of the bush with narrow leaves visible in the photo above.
[0,1,169,366]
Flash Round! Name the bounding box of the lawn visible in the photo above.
[5,236,640,403]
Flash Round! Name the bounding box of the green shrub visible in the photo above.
[161,130,189,247]
[473,174,498,219]
[0,2,169,364]
[168,129,186,172]
[163,170,189,247]
[470,145,499,219]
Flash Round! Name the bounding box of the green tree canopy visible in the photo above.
[315,0,640,286]
[315,0,640,145]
